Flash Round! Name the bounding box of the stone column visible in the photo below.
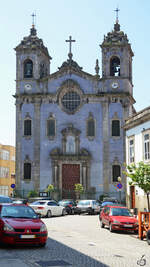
[33,99,41,192]
[82,165,87,190]
[15,101,22,193]
[54,165,58,187]
[102,101,109,193]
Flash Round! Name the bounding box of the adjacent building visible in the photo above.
[124,106,150,211]
[0,144,15,196]
[14,17,135,200]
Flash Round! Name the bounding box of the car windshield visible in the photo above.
[111,208,132,217]
[1,205,38,219]
[31,201,46,205]
[78,201,90,205]
[0,197,12,203]
[102,202,114,207]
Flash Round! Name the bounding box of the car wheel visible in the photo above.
[146,229,150,245]
[67,207,72,215]
[109,223,113,232]
[39,243,46,247]
[100,220,105,228]
[47,210,52,218]
[88,208,94,215]
[62,208,66,216]
[71,209,75,215]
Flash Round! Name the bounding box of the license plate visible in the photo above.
[124,225,133,227]
[20,235,35,238]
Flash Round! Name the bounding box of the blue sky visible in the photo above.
[0,0,150,146]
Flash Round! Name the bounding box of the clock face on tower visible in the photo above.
[111,82,119,89]
[24,84,32,91]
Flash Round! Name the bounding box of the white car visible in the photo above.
[29,200,66,218]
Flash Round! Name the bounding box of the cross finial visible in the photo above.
[65,36,76,60]
[31,12,36,28]
[114,7,120,23]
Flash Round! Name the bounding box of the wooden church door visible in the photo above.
[62,164,80,199]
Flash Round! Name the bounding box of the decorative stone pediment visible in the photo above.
[58,58,82,72]
[61,124,81,137]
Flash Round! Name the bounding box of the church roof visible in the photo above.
[101,22,134,56]
[58,58,83,72]
[15,26,51,59]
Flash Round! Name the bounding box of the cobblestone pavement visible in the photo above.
[0,214,150,267]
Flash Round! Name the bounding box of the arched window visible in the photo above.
[112,120,120,137]
[47,117,56,138]
[24,162,31,180]
[24,119,32,136]
[110,57,120,76]
[112,165,121,182]
[24,59,33,78]
[87,113,95,139]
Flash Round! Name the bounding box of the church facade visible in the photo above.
[14,18,135,200]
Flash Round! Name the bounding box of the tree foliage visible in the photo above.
[124,161,150,210]
[74,183,84,194]
[45,184,54,193]
[27,190,38,198]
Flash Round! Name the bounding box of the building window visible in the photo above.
[87,114,95,139]
[24,59,33,78]
[129,138,134,163]
[24,119,32,136]
[112,165,121,182]
[144,133,150,160]
[112,120,120,136]
[47,118,56,138]
[24,163,31,180]
[0,167,9,178]
[61,91,81,113]
[0,150,10,160]
[110,57,120,76]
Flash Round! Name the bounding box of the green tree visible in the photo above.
[74,183,84,199]
[45,184,54,197]
[124,162,150,211]
[27,190,38,198]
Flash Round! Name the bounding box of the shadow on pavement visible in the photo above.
[0,237,109,267]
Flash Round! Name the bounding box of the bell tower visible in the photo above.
[15,20,52,95]
[100,9,134,96]
[14,19,52,193]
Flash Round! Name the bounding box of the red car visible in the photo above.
[99,205,138,233]
[0,203,48,246]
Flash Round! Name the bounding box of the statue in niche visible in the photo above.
[66,136,75,154]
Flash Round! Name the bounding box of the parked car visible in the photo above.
[58,200,77,215]
[12,199,29,204]
[76,200,100,215]
[0,203,48,246]
[99,201,120,215]
[0,195,12,203]
[29,200,66,218]
[99,205,138,233]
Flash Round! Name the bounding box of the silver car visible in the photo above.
[29,200,66,218]
[76,200,100,215]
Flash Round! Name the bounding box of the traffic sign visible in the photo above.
[11,184,15,189]
[117,183,122,189]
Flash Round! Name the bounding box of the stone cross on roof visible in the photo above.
[114,7,120,24]
[31,12,36,28]
[65,36,76,60]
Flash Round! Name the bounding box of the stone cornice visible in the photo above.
[124,106,150,130]
[49,67,94,80]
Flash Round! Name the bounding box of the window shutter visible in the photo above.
[24,163,31,179]
[24,120,31,136]
[112,120,120,136]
